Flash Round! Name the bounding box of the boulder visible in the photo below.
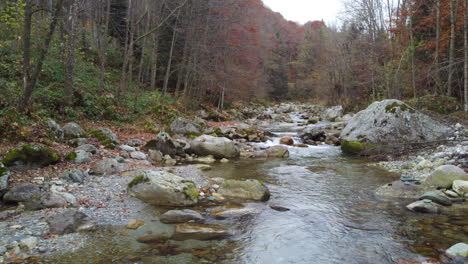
[280,137,294,146]
[45,120,64,142]
[87,127,120,148]
[46,211,90,235]
[0,163,10,197]
[65,150,91,164]
[170,117,202,136]
[452,180,468,196]
[299,127,326,144]
[63,122,86,139]
[126,139,143,147]
[160,209,204,224]
[420,191,452,206]
[143,132,184,157]
[3,184,41,202]
[322,106,343,121]
[127,170,199,206]
[148,150,163,163]
[340,100,450,155]
[425,165,468,188]
[190,135,239,159]
[39,192,67,208]
[172,223,231,241]
[1,144,60,170]
[446,243,468,258]
[119,145,136,152]
[406,200,441,214]
[76,144,99,154]
[92,158,123,175]
[68,138,88,147]
[130,151,147,160]
[61,168,85,184]
[218,179,270,201]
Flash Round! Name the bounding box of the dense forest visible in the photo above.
[0,0,467,134]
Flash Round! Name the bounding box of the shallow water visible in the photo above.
[45,115,468,264]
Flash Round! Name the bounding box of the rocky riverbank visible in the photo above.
[0,101,467,263]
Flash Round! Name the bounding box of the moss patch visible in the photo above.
[183,184,199,201]
[0,164,8,176]
[385,102,415,114]
[128,174,150,188]
[1,144,61,168]
[87,129,116,148]
[341,140,376,155]
[65,151,77,161]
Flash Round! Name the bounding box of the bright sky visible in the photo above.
[262,0,342,25]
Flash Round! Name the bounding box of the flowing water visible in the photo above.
[45,114,468,264]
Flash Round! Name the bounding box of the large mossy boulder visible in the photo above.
[0,163,10,197]
[190,135,239,159]
[218,179,270,201]
[127,170,199,207]
[87,127,120,148]
[142,132,185,157]
[341,100,450,155]
[63,122,86,139]
[425,165,468,188]
[1,144,60,170]
[170,117,202,137]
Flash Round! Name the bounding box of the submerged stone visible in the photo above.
[171,223,232,241]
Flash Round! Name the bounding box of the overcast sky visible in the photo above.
[262,0,342,25]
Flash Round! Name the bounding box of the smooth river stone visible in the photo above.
[171,223,232,241]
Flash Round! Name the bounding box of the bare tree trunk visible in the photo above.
[464,0,467,112]
[448,0,460,96]
[19,0,65,112]
[22,0,33,107]
[409,1,417,99]
[434,0,442,95]
[162,9,180,95]
[64,0,78,105]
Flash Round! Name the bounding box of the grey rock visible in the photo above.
[420,191,452,206]
[0,246,6,255]
[452,180,468,196]
[45,120,64,141]
[0,163,10,197]
[341,100,451,155]
[172,223,232,241]
[299,126,326,144]
[130,151,147,160]
[40,192,67,208]
[92,158,122,175]
[71,150,92,164]
[126,139,143,147]
[190,135,239,159]
[89,127,120,147]
[148,150,163,163]
[127,170,199,207]
[2,144,61,169]
[61,168,85,184]
[406,200,441,214]
[170,117,202,136]
[19,237,37,251]
[264,146,290,158]
[119,145,135,152]
[425,165,468,188]
[446,243,468,258]
[218,179,270,201]
[143,132,184,157]
[160,209,204,224]
[3,184,41,202]
[76,144,99,154]
[68,138,88,147]
[46,210,89,235]
[210,205,259,219]
[322,106,343,121]
[63,122,86,139]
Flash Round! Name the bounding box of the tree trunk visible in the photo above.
[448,0,460,96]
[434,0,441,95]
[162,9,180,95]
[22,0,32,108]
[464,0,467,112]
[64,0,78,105]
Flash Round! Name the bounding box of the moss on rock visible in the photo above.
[87,129,117,148]
[341,140,376,154]
[65,151,77,161]
[385,102,415,114]
[2,144,61,168]
[128,174,150,188]
[183,184,199,201]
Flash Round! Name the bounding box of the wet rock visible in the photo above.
[220,158,229,163]
[63,122,86,139]
[196,164,211,171]
[127,139,143,147]
[92,158,123,176]
[299,127,326,144]
[119,145,135,152]
[194,156,216,164]
[130,151,147,160]
[3,184,41,203]
[322,106,343,121]
[87,127,120,148]
[210,205,258,219]
[406,200,441,214]
[218,179,270,201]
[269,204,290,212]
[190,135,239,159]
[125,219,145,229]
[341,100,450,155]
[420,191,452,206]
[0,163,10,197]
[446,243,468,257]
[452,180,468,196]
[425,165,468,188]
[45,120,64,142]
[160,209,204,224]
[136,234,170,244]
[76,144,99,155]
[1,144,60,170]
[61,168,85,184]
[172,223,232,241]
[170,117,202,136]
[46,210,89,235]
[127,170,199,207]
[143,132,184,157]
[444,190,459,198]
[280,137,294,146]
[264,146,290,158]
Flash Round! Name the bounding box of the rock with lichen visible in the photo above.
[87,127,120,148]
[1,144,61,170]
